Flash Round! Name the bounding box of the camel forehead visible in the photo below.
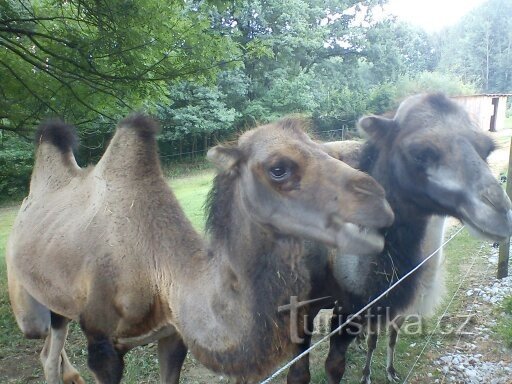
[396,94,479,136]
[238,120,316,158]
[391,94,496,159]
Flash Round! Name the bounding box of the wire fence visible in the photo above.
[152,128,353,161]
[259,225,467,384]
[402,239,485,383]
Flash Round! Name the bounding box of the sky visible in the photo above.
[384,0,488,32]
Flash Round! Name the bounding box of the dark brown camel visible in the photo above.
[286,93,512,384]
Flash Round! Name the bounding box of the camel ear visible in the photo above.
[207,145,243,172]
[358,116,396,141]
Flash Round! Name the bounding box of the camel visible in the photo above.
[6,115,394,384]
[286,93,512,384]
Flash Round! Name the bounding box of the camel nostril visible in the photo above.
[482,186,512,211]
[352,185,376,196]
[352,177,385,198]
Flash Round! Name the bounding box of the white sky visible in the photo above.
[384,0,488,32]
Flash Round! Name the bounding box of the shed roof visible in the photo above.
[452,93,511,98]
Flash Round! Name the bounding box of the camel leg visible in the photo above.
[355,329,367,353]
[42,313,70,383]
[360,322,378,384]
[386,316,405,382]
[39,321,84,384]
[86,333,124,384]
[40,334,51,366]
[325,313,360,384]
[62,349,86,384]
[7,267,83,382]
[7,264,50,338]
[157,334,188,384]
[286,314,315,384]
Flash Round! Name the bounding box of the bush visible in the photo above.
[0,134,33,201]
[394,71,476,99]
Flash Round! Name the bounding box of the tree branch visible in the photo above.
[0,26,75,46]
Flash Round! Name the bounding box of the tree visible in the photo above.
[437,0,512,93]
[0,0,240,136]
[158,82,239,161]
[211,0,387,126]
[363,20,438,83]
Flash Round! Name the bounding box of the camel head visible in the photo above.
[359,93,512,241]
[207,117,394,255]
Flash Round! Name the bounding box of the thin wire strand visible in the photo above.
[402,240,482,383]
[259,225,466,384]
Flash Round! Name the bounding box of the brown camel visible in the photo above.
[7,115,394,384]
[286,93,512,384]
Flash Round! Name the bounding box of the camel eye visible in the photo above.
[269,165,290,181]
[412,147,439,167]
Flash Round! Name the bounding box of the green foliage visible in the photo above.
[502,296,512,315]
[0,0,496,198]
[0,0,240,134]
[496,296,512,347]
[213,0,386,127]
[364,20,438,82]
[366,82,398,114]
[0,134,33,200]
[361,71,476,116]
[157,82,239,161]
[258,71,320,120]
[436,0,512,93]
[394,71,476,98]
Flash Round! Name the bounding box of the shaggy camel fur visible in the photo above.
[7,115,394,384]
[286,93,512,384]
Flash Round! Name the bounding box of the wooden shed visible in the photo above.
[451,94,509,132]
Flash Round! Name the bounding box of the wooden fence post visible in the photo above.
[497,136,512,279]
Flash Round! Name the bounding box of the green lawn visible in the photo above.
[505,115,512,129]
[168,170,214,231]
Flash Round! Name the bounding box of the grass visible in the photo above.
[0,172,506,383]
[168,170,214,232]
[496,296,512,347]
[505,115,512,129]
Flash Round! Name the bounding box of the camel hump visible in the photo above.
[35,120,78,154]
[118,113,160,138]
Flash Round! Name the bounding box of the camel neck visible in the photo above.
[170,177,310,378]
[357,147,432,311]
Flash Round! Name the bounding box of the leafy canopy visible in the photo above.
[0,0,240,135]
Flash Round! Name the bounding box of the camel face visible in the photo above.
[208,118,394,255]
[359,93,512,241]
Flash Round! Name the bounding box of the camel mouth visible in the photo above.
[332,220,385,256]
[459,207,512,242]
[462,218,510,242]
